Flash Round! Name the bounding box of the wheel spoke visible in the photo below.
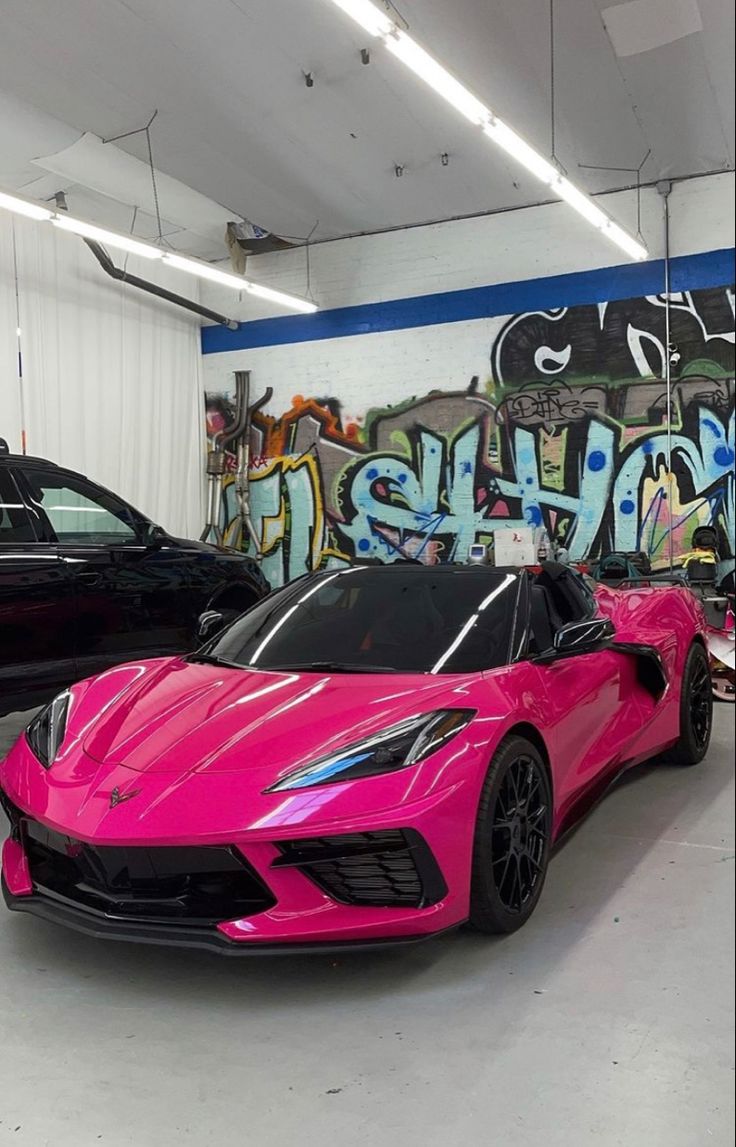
[524,778,541,807]
[508,765,521,812]
[489,753,550,914]
[497,789,513,820]
[503,856,517,907]
[511,856,522,912]
[495,848,514,894]
[520,761,534,805]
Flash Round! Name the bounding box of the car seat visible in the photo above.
[593,551,651,582]
[534,562,594,624]
[529,585,557,654]
[685,558,717,584]
[691,525,719,555]
[595,554,632,582]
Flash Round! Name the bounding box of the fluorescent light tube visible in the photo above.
[329,0,394,36]
[0,190,53,221]
[325,0,648,262]
[53,215,163,259]
[386,31,490,126]
[164,253,318,313]
[245,282,319,313]
[483,120,558,184]
[163,252,252,288]
[600,222,648,262]
[551,177,610,230]
[1,184,321,310]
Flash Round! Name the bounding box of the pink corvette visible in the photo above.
[1,562,712,954]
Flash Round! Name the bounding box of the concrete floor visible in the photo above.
[0,708,733,1147]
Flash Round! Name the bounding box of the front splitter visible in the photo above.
[2,878,460,957]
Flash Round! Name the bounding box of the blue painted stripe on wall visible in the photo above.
[201,247,735,354]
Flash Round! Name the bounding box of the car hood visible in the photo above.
[77,658,477,778]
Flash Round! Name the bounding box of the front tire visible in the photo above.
[469,736,552,935]
[668,642,713,766]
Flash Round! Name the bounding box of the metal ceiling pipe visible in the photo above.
[83,239,239,330]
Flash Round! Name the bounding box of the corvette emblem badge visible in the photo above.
[109,786,141,809]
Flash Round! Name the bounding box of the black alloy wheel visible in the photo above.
[668,642,713,766]
[491,754,549,913]
[689,655,712,749]
[469,736,552,934]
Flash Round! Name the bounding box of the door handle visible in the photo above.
[77,572,104,588]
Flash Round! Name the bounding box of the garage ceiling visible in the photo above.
[0,0,733,250]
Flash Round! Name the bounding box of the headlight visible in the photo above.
[26,691,72,768]
[265,709,475,793]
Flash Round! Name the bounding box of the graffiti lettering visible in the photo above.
[206,285,735,584]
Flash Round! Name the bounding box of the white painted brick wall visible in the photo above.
[203,316,499,424]
[202,171,735,423]
[203,172,734,582]
[200,172,735,323]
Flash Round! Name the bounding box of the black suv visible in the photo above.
[0,443,268,716]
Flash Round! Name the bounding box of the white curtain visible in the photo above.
[0,212,205,538]
[0,218,22,451]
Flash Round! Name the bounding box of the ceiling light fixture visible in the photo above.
[163,252,319,313]
[0,188,320,313]
[326,0,648,261]
[53,214,164,259]
[330,0,394,36]
[0,190,53,221]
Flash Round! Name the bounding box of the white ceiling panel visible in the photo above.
[0,0,732,249]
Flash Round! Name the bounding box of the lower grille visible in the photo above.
[273,829,447,909]
[2,795,274,926]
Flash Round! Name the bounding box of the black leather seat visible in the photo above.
[529,585,562,654]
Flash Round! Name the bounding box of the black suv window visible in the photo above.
[21,468,139,545]
[0,469,36,543]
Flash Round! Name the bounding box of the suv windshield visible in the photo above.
[197,565,519,674]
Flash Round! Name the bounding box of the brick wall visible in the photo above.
[201,173,735,585]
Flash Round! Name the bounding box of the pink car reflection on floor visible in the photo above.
[1,562,712,954]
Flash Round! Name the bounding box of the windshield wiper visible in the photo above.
[266,660,400,674]
[187,652,243,669]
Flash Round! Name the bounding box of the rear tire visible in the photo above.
[668,642,713,766]
[468,736,552,935]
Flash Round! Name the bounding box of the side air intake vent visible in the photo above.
[273,829,447,909]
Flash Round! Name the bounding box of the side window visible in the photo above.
[21,469,139,545]
[0,470,36,544]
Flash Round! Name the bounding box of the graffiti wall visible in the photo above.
[205,285,735,587]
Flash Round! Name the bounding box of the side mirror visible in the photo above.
[141,523,167,549]
[553,617,615,657]
[197,610,224,643]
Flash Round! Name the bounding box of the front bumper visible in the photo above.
[1,876,456,955]
[0,752,473,952]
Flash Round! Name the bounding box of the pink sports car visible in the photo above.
[0,562,712,954]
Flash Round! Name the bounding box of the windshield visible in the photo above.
[197,566,520,674]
